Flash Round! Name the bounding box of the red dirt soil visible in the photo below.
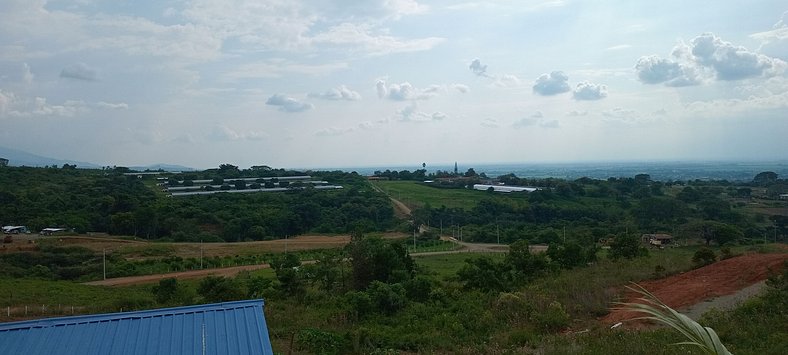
[602,252,788,325]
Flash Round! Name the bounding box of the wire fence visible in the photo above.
[0,304,132,322]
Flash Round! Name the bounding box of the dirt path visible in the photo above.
[602,252,788,325]
[83,264,274,286]
[84,240,517,286]
[367,181,412,217]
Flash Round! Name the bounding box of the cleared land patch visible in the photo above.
[602,252,788,325]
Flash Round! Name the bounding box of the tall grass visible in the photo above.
[616,284,732,355]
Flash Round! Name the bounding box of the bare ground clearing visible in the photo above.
[602,252,788,326]
[4,233,407,258]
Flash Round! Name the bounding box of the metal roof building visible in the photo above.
[0,300,273,355]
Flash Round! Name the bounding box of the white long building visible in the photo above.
[472,184,538,193]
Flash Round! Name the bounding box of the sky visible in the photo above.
[1,0,787,169]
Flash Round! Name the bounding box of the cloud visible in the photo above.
[376,80,437,101]
[224,61,349,80]
[60,63,98,81]
[0,90,88,118]
[685,90,788,117]
[207,126,242,141]
[602,107,638,119]
[540,119,559,128]
[636,32,786,86]
[315,126,354,136]
[311,23,444,56]
[452,84,470,93]
[531,111,544,118]
[572,81,608,100]
[690,32,785,80]
[358,121,374,130]
[207,125,268,141]
[512,117,537,127]
[396,103,446,122]
[21,63,33,84]
[532,71,570,96]
[469,58,488,77]
[606,44,632,51]
[567,110,588,116]
[376,79,388,98]
[493,74,521,88]
[96,102,129,109]
[265,94,314,112]
[480,118,499,128]
[308,85,361,101]
[634,55,701,86]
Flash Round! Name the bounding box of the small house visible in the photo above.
[641,233,673,246]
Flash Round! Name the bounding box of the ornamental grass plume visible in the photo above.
[614,283,732,355]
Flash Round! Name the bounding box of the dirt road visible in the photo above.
[602,252,788,325]
[83,239,519,286]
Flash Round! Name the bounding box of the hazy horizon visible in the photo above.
[1,1,787,168]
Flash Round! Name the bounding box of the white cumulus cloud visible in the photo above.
[265,94,314,112]
[532,71,570,96]
[309,85,362,101]
[572,81,608,100]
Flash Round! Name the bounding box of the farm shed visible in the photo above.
[473,184,538,193]
[0,300,273,355]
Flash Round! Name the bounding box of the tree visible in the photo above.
[347,234,414,290]
[271,253,304,296]
[234,179,247,190]
[153,278,180,304]
[197,276,245,302]
[464,168,477,177]
[457,256,510,292]
[546,241,596,269]
[608,234,648,260]
[505,240,551,282]
[752,171,778,186]
[681,221,743,245]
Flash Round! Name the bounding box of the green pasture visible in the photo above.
[371,180,525,210]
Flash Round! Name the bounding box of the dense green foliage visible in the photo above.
[0,166,396,241]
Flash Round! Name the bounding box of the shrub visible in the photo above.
[531,301,570,333]
[296,328,347,355]
[608,234,648,260]
[692,247,717,267]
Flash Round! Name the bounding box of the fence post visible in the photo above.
[71,306,74,314]
[25,305,28,316]
[6,306,9,317]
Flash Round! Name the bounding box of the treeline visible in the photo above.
[411,172,786,246]
[0,166,396,241]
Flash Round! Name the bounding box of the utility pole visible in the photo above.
[413,225,417,251]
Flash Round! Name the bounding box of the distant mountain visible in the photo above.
[0,145,101,168]
[0,146,193,171]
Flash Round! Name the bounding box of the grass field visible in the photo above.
[26,233,406,259]
[371,180,525,210]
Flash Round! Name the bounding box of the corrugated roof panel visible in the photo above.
[0,300,273,355]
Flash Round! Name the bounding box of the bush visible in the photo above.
[692,247,717,267]
[531,301,570,333]
[608,234,648,260]
[197,276,245,302]
[296,328,347,355]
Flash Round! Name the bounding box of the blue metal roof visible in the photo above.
[0,299,273,355]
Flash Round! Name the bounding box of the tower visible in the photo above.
[454,162,458,175]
